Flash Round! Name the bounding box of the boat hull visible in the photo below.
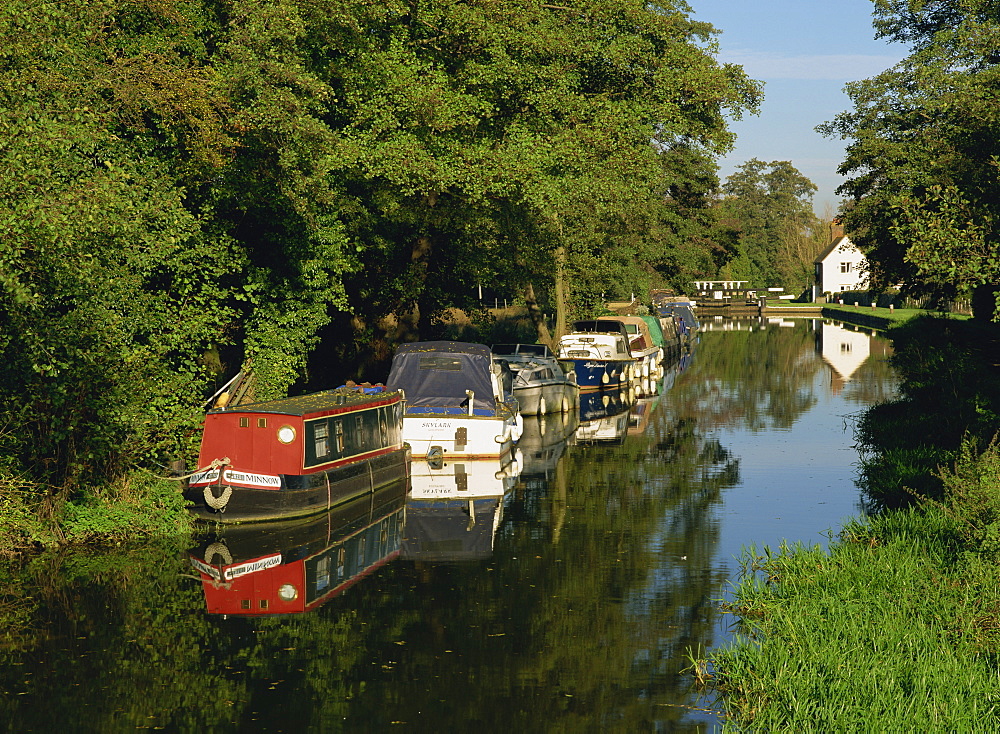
[401,407,521,459]
[513,380,579,416]
[184,446,409,524]
[560,358,635,391]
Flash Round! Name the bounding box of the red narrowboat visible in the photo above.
[185,384,407,523]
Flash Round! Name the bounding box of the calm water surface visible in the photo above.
[2,318,897,732]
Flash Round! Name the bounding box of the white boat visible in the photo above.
[491,343,579,416]
[386,341,523,459]
[556,320,637,391]
[407,453,522,501]
[615,316,664,384]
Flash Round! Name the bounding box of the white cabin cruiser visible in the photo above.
[491,343,579,416]
[386,341,522,459]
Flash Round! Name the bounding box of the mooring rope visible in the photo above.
[143,456,231,481]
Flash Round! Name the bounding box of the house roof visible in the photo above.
[814,235,854,264]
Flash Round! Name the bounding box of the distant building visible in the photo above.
[813,235,867,300]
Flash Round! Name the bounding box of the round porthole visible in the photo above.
[277,425,296,444]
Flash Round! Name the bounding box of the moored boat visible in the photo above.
[556,319,637,391]
[491,343,579,416]
[386,341,522,459]
[185,384,407,523]
[615,315,664,385]
[657,302,700,344]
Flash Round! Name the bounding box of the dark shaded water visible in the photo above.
[0,318,896,732]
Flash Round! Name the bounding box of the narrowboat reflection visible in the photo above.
[188,477,407,616]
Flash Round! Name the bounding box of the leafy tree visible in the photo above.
[0,0,762,514]
[717,159,825,291]
[315,0,761,343]
[819,0,1000,311]
[0,0,238,492]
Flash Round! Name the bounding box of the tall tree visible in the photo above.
[717,159,823,291]
[819,0,1000,310]
[317,0,761,340]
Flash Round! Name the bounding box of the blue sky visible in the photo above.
[690,0,910,215]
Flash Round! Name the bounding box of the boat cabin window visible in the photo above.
[335,421,345,452]
[355,415,365,448]
[239,417,249,428]
[419,355,463,371]
[314,422,329,458]
[257,417,267,428]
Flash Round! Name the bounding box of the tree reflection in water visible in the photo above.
[0,318,896,731]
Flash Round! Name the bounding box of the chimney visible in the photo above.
[829,219,845,241]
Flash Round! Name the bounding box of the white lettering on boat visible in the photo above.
[223,554,283,581]
[223,470,282,488]
[189,469,281,488]
[190,554,283,581]
[188,469,221,486]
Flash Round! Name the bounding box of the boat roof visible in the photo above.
[638,315,665,346]
[569,320,630,339]
[208,385,399,417]
[657,304,699,324]
[386,341,499,410]
[492,343,552,358]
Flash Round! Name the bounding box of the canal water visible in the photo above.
[1,317,897,732]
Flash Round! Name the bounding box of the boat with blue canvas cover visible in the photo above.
[386,341,522,459]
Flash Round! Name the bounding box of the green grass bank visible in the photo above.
[712,314,1000,730]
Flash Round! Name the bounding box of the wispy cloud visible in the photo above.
[718,50,903,81]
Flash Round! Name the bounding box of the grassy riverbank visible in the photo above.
[0,472,194,555]
[712,315,1000,730]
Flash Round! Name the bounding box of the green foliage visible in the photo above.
[60,472,195,545]
[0,0,762,543]
[0,474,51,555]
[935,439,1000,561]
[822,0,1000,301]
[717,159,826,290]
[715,506,1000,732]
[854,316,1000,508]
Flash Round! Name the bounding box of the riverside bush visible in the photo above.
[59,473,193,546]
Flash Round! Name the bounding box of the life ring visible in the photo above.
[204,484,232,511]
[204,542,233,566]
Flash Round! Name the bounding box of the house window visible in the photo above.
[840,262,852,273]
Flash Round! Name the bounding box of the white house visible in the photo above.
[813,235,867,301]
